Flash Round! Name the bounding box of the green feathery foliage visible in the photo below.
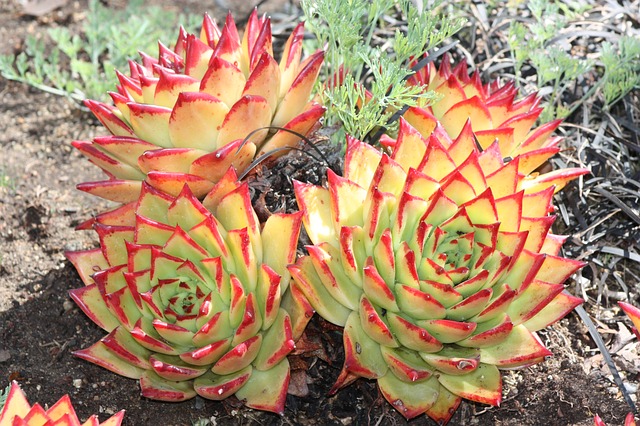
[301,0,464,142]
[508,0,640,119]
[508,0,591,121]
[0,0,199,102]
[601,36,640,108]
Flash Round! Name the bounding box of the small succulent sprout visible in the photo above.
[290,120,587,424]
[380,53,586,193]
[594,413,637,426]
[73,10,324,229]
[0,381,124,426]
[66,171,308,414]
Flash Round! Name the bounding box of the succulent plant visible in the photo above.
[0,381,124,426]
[66,172,310,414]
[289,120,587,424]
[73,10,324,228]
[595,413,637,426]
[379,54,578,192]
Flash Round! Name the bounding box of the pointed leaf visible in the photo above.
[480,324,552,368]
[168,92,229,150]
[127,103,172,148]
[200,56,246,107]
[359,296,398,347]
[425,386,461,426]
[380,346,434,383]
[235,358,290,415]
[378,373,440,419]
[289,256,351,326]
[217,95,271,148]
[149,353,208,381]
[194,367,252,400]
[339,311,388,380]
[73,339,145,379]
[386,312,442,353]
[211,334,262,375]
[253,309,295,370]
[272,51,324,127]
[438,363,501,406]
[139,370,197,401]
[189,138,256,184]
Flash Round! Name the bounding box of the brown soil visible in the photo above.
[0,1,636,425]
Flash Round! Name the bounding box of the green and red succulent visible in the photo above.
[73,10,324,228]
[66,171,309,414]
[379,54,579,193]
[405,53,553,140]
[0,381,124,426]
[63,6,595,421]
[290,118,587,423]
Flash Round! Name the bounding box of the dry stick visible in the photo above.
[591,186,640,226]
[595,246,640,264]
[564,121,640,155]
[368,40,459,145]
[238,146,322,181]
[575,304,637,413]
[238,126,330,163]
[614,115,640,150]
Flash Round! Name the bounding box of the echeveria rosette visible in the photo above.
[0,381,124,426]
[289,121,587,424]
[73,10,324,229]
[380,54,579,193]
[65,171,307,414]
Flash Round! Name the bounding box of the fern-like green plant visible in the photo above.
[507,0,639,119]
[0,0,199,102]
[601,36,640,108]
[301,0,464,142]
[507,0,591,121]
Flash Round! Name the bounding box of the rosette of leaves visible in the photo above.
[0,381,124,426]
[66,170,308,413]
[73,10,324,228]
[381,54,568,182]
[289,119,587,424]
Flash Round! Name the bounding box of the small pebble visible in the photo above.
[73,379,82,389]
[194,396,205,410]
